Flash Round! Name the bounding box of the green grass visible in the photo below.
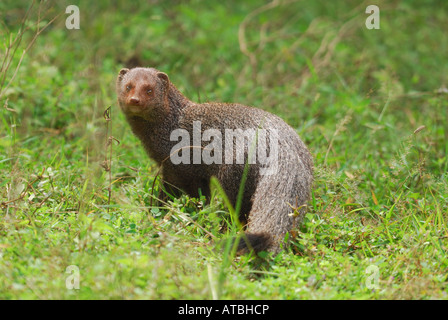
[0,0,447,299]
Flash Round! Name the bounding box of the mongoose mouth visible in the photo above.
[124,104,147,115]
[122,103,156,121]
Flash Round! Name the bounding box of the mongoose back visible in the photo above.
[116,67,313,253]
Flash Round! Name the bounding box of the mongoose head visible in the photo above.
[116,67,170,121]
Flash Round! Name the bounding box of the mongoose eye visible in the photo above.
[146,89,153,95]
[126,85,131,92]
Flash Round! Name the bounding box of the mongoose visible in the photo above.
[116,67,313,253]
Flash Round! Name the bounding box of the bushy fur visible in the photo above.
[116,67,313,253]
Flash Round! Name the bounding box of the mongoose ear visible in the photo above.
[157,72,169,86]
[118,68,129,82]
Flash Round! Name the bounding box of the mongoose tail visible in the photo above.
[235,232,272,253]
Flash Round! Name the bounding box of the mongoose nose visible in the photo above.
[129,97,140,105]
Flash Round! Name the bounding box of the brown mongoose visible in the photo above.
[116,67,313,253]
